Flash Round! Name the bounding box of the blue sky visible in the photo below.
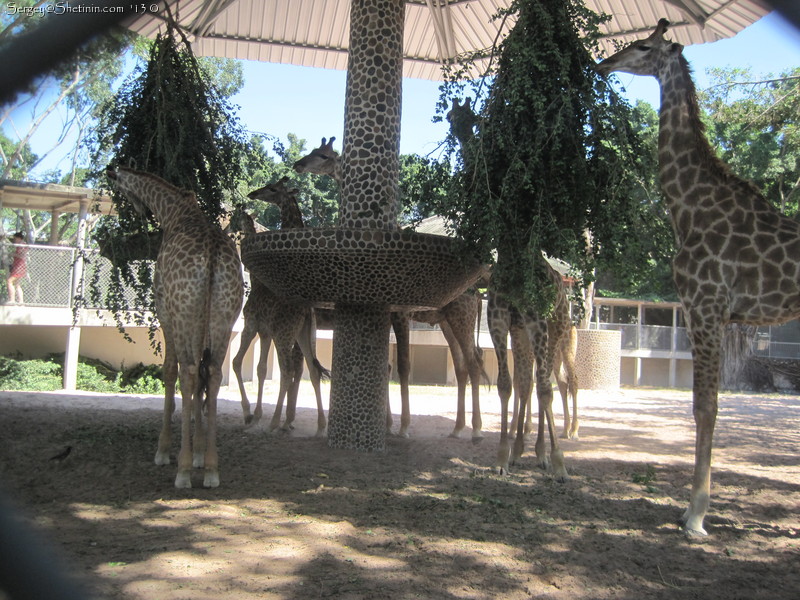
[232,11,800,160]
[8,11,800,180]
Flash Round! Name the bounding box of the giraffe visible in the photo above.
[447,97,580,443]
[293,139,488,440]
[106,166,243,489]
[230,212,304,430]
[487,261,573,480]
[597,19,800,536]
[237,177,330,437]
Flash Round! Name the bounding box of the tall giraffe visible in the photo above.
[447,97,579,446]
[237,177,329,437]
[106,167,243,489]
[293,139,488,440]
[598,19,800,536]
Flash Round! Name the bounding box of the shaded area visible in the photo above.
[0,386,797,599]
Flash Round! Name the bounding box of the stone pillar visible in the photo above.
[575,329,621,390]
[327,0,405,451]
[339,0,403,230]
[328,306,391,450]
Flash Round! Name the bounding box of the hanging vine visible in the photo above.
[435,0,650,315]
[84,21,249,348]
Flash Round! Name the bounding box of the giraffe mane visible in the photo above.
[677,55,768,204]
[117,166,189,196]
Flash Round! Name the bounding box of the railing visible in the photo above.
[589,322,693,354]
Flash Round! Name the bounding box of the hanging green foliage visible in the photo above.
[436,0,649,315]
[86,22,249,347]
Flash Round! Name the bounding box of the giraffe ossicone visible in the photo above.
[597,18,800,536]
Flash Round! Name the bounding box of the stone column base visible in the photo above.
[328,305,390,451]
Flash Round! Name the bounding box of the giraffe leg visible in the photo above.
[562,327,579,440]
[251,332,272,425]
[510,326,534,467]
[392,313,411,438]
[175,363,198,488]
[232,318,258,424]
[269,343,295,433]
[282,344,304,432]
[534,320,568,481]
[192,372,207,469]
[680,321,723,536]
[156,341,177,466]
[202,363,222,488]
[443,323,469,439]
[296,315,328,437]
[489,303,512,474]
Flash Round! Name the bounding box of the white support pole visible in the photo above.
[64,325,81,391]
[63,199,89,389]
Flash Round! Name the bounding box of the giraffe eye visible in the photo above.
[636,45,651,51]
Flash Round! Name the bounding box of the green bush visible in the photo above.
[0,356,62,391]
[0,355,165,394]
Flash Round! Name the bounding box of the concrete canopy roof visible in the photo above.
[0,180,114,216]
[123,0,770,80]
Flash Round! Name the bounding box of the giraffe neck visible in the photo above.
[135,175,201,232]
[279,196,305,229]
[655,56,722,241]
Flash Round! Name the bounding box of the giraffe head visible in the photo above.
[107,166,149,215]
[247,176,298,205]
[106,166,194,218]
[446,97,478,145]
[596,19,683,79]
[292,137,341,180]
[247,176,305,229]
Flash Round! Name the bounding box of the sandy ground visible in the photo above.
[0,381,798,599]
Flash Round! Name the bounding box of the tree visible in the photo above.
[701,67,800,217]
[0,1,130,241]
[437,0,647,314]
[398,154,452,226]
[593,100,677,301]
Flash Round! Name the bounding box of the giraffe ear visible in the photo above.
[669,42,683,54]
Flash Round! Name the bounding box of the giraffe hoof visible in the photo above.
[174,472,192,488]
[682,526,708,538]
[471,434,484,445]
[244,414,254,425]
[203,471,220,488]
[154,451,170,466]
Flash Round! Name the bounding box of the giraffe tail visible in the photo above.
[198,348,212,411]
[313,359,331,380]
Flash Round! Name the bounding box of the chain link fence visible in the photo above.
[1,242,151,309]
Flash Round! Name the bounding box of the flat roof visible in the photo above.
[0,179,114,216]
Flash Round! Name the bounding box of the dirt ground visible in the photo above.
[0,381,798,600]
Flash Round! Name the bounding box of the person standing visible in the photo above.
[6,232,28,305]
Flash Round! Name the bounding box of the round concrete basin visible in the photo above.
[241,228,486,311]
